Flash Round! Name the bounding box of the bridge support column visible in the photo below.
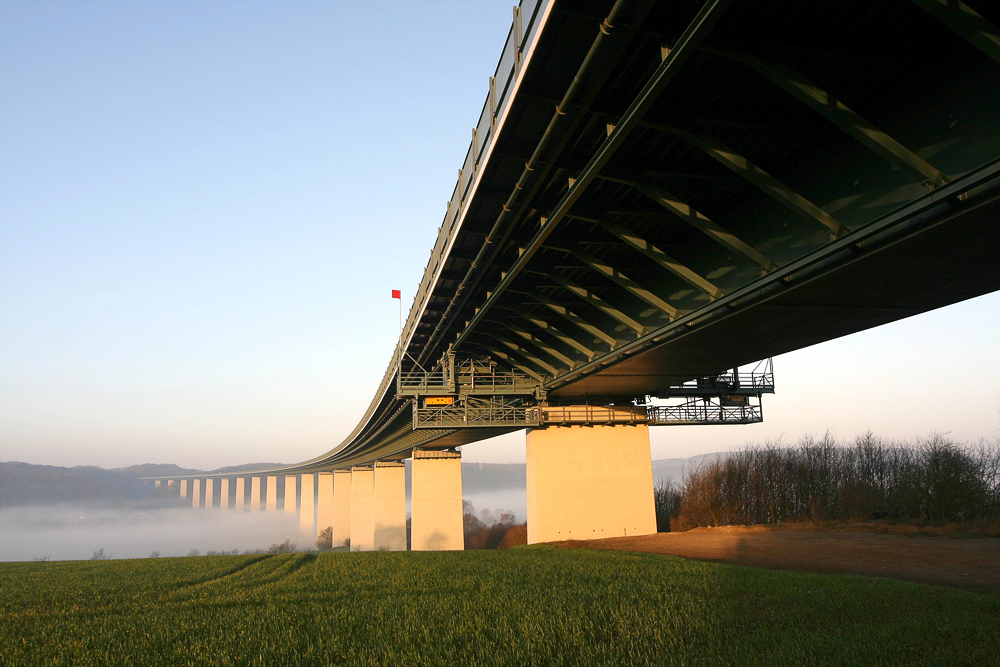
[155,480,161,488]
[235,477,245,511]
[284,475,297,514]
[250,476,261,512]
[192,479,202,509]
[333,469,352,549]
[350,466,375,551]
[167,479,175,491]
[299,473,315,542]
[220,478,230,510]
[526,423,656,544]
[266,476,277,511]
[374,461,406,551]
[204,479,214,509]
[317,472,334,546]
[180,479,188,499]
[411,450,463,551]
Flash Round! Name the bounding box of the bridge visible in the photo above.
[147,0,1000,550]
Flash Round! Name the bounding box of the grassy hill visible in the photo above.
[2,548,997,666]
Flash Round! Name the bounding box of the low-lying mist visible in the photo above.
[1,504,301,562]
[2,489,529,562]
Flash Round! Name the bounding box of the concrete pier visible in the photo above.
[204,478,214,509]
[266,476,277,511]
[374,461,406,551]
[167,479,175,491]
[192,479,202,509]
[180,479,188,499]
[220,478,230,510]
[317,472,334,544]
[250,476,261,512]
[155,480,161,488]
[235,477,245,511]
[350,466,375,551]
[333,469,352,549]
[526,423,656,544]
[284,475,297,514]
[299,473,315,542]
[411,450,463,551]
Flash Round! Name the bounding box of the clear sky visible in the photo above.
[2,1,998,470]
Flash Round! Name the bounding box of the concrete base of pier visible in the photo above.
[351,466,375,551]
[333,469,352,548]
[250,477,261,512]
[284,475,297,514]
[299,473,315,542]
[317,472,334,543]
[526,423,656,544]
[411,450,463,551]
[374,461,406,551]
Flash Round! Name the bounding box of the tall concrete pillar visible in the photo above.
[333,469,352,549]
[374,461,406,551]
[317,472,334,544]
[250,476,261,512]
[220,478,230,510]
[299,473,316,541]
[155,480,161,488]
[204,478,214,509]
[192,479,202,509]
[284,475,297,514]
[411,450,463,551]
[526,423,656,544]
[180,479,188,499]
[235,477,246,511]
[350,466,375,551]
[266,476,278,511]
[167,479,175,491]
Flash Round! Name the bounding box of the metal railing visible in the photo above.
[414,400,540,429]
[647,402,763,425]
[395,0,551,364]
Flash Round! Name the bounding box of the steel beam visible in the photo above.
[454,0,733,349]
[489,332,560,376]
[548,273,647,335]
[569,247,680,318]
[492,320,577,368]
[480,344,549,381]
[513,307,599,359]
[703,47,949,187]
[529,293,619,348]
[590,218,724,298]
[911,0,1000,65]
[642,123,848,237]
[618,178,778,271]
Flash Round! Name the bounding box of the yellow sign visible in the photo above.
[424,396,455,406]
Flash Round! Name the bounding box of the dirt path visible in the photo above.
[553,527,1000,596]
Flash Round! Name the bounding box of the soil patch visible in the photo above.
[553,527,1000,596]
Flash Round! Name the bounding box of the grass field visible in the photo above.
[2,548,998,666]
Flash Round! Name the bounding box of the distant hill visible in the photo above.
[0,454,722,507]
[0,461,284,507]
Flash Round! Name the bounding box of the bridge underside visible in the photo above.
[161,0,1000,476]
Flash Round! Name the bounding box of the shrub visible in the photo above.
[317,527,333,550]
[268,540,297,554]
[653,481,683,532]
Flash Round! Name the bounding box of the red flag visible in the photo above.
[391,290,401,299]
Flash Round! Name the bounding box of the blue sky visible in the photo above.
[2,1,998,469]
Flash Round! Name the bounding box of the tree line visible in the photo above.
[655,433,1000,531]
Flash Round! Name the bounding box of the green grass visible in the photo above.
[1,548,998,666]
